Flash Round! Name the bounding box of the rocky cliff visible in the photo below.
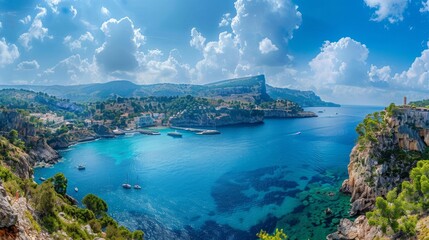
[329,107,429,239]
[169,109,264,127]
[263,109,317,118]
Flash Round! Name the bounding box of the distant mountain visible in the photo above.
[0,75,338,107]
[266,85,340,107]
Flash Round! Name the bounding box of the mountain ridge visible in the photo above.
[0,75,338,107]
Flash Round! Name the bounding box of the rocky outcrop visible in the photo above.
[169,109,264,127]
[327,216,385,240]
[28,138,60,164]
[341,108,429,216]
[0,110,36,138]
[0,139,33,179]
[48,129,99,149]
[263,109,317,118]
[0,181,17,228]
[330,107,429,239]
[92,124,114,138]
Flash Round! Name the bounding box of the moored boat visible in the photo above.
[122,183,131,189]
[134,184,142,190]
[196,130,221,135]
[74,187,78,192]
[167,131,182,137]
[39,177,46,181]
[78,165,85,170]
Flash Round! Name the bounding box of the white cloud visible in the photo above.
[368,65,391,82]
[136,49,191,84]
[70,5,77,19]
[19,6,51,50]
[193,31,240,82]
[42,54,100,84]
[393,43,429,90]
[20,15,32,24]
[190,28,206,51]
[219,13,231,27]
[101,6,110,17]
[17,60,40,70]
[96,17,145,75]
[0,38,20,67]
[45,0,61,13]
[364,0,408,23]
[259,38,279,54]
[191,0,302,82]
[309,37,369,87]
[421,0,429,12]
[63,31,94,51]
[231,0,302,66]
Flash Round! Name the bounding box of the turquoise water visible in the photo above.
[34,106,382,239]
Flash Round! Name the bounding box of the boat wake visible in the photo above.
[288,131,301,136]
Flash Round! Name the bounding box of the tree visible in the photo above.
[82,194,108,217]
[52,173,68,195]
[257,228,287,240]
[34,182,57,217]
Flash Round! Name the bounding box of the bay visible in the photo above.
[34,105,382,240]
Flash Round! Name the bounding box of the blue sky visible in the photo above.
[0,0,428,105]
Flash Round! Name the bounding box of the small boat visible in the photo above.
[296,131,301,135]
[74,187,78,192]
[134,184,142,190]
[122,174,132,189]
[317,110,324,113]
[196,130,221,135]
[167,131,182,138]
[39,177,46,181]
[78,165,86,170]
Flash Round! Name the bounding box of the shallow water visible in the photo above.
[35,105,382,239]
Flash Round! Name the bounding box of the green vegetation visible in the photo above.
[257,228,287,240]
[82,194,108,217]
[52,173,68,195]
[367,160,429,236]
[410,99,429,108]
[356,111,387,147]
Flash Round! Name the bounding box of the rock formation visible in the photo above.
[329,107,429,239]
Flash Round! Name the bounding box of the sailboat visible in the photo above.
[134,176,142,190]
[122,174,131,189]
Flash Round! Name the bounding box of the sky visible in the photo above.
[0,0,428,105]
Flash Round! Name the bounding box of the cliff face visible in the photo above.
[169,109,264,127]
[329,107,429,239]
[263,110,317,118]
[341,108,429,216]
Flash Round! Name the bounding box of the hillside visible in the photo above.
[266,85,340,107]
[0,75,336,107]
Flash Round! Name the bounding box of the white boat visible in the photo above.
[74,187,78,192]
[39,177,46,181]
[122,175,132,189]
[167,131,182,137]
[134,184,142,190]
[196,130,221,135]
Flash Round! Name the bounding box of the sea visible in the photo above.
[34,105,382,240]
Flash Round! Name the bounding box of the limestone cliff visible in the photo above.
[263,109,317,118]
[341,107,429,216]
[329,107,429,239]
[169,109,264,127]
